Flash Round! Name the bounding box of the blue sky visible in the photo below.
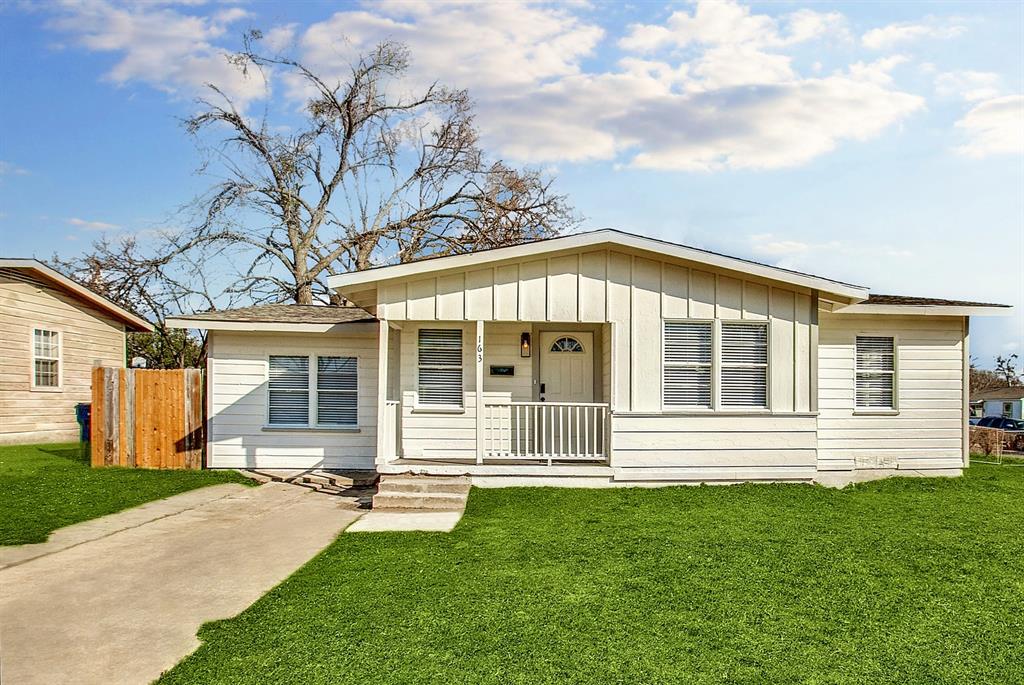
[0,0,1021,366]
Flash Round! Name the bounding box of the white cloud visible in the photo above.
[42,0,926,171]
[954,95,1024,158]
[748,232,911,271]
[935,70,1002,102]
[862,20,965,50]
[46,0,266,107]
[67,217,121,231]
[619,1,846,52]
[0,161,30,176]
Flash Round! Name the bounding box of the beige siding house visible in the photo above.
[0,259,152,445]
[168,230,1009,486]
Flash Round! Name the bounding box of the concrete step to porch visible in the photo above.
[376,476,472,496]
[372,475,470,511]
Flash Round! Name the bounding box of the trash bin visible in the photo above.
[75,402,91,443]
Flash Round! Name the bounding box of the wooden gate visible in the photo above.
[91,368,204,469]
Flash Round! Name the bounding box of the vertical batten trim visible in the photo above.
[809,291,819,413]
[475,320,485,464]
[376,319,390,464]
[958,313,966,464]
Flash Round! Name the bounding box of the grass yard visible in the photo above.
[160,465,1024,685]
[0,443,251,545]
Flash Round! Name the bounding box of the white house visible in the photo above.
[973,387,1024,420]
[168,230,1010,487]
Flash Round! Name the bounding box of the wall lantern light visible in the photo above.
[520,332,532,358]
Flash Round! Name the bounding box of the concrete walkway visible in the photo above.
[0,483,363,685]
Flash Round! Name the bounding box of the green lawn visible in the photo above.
[0,443,252,545]
[160,466,1024,685]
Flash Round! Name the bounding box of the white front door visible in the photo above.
[539,332,594,403]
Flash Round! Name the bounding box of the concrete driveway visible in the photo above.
[0,482,363,685]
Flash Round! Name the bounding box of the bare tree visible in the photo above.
[49,235,250,368]
[182,35,577,304]
[995,354,1022,386]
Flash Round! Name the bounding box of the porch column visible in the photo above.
[475,319,484,464]
[376,319,390,465]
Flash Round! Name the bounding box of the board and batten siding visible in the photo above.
[816,313,967,471]
[398,322,534,459]
[207,331,378,469]
[0,269,126,445]
[375,248,817,415]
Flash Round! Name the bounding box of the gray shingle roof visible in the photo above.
[973,387,1024,401]
[865,294,1010,308]
[181,304,376,324]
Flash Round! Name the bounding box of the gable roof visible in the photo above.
[327,229,871,303]
[973,387,1024,401]
[165,304,377,332]
[0,258,153,332]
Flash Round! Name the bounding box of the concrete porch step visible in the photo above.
[372,475,470,511]
[376,476,471,495]
[372,493,467,511]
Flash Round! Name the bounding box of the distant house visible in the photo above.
[973,386,1024,420]
[0,259,152,445]
[167,229,1011,487]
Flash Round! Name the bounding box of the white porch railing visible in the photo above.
[383,400,400,461]
[482,402,609,465]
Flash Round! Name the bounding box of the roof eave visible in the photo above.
[835,304,1013,317]
[164,317,378,333]
[0,258,154,331]
[327,230,869,302]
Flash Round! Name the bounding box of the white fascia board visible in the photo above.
[326,230,870,301]
[164,318,379,334]
[836,304,1013,317]
[0,258,154,331]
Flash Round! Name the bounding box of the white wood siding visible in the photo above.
[0,270,126,445]
[610,414,818,481]
[816,313,967,471]
[207,331,378,469]
[376,248,816,414]
[398,322,536,459]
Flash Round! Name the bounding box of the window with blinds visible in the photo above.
[268,356,310,425]
[855,336,895,409]
[32,329,60,388]
[721,322,768,408]
[317,356,358,426]
[418,329,463,407]
[663,321,713,407]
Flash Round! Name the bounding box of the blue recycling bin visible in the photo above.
[75,402,92,443]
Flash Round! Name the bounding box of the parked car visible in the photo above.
[977,416,1024,431]
[969,417,983,426]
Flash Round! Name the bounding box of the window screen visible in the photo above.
[721,322,768,408]
[268,356,310,424]
[317,356,358,426]
[855,336,895,409]
[663,322,713,408]
[418,329,463,406]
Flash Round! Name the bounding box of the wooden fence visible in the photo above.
[91,367,204,469]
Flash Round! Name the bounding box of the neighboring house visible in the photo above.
[973,387,1024,420]
[0,259,153,445]
[167,230,1010,486]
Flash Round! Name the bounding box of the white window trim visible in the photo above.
[30,327,62,392]
[315,355,360,428]
[661,318,773,413]
[415,327,465,411]
[264,353,361,430]
[853,333,899,415]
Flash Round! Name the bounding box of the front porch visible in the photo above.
[376,319,612,471]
